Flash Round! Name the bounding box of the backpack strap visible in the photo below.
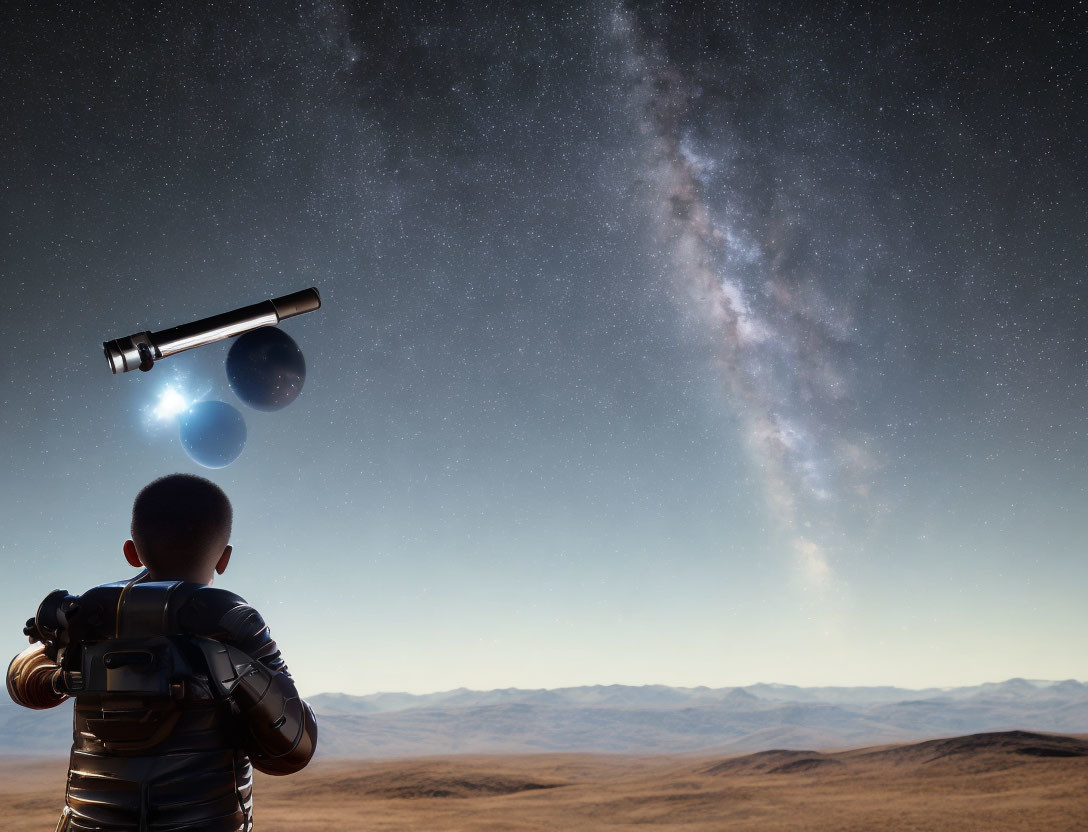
[116,580,188,638]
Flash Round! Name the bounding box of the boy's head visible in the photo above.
[124,474,233,583]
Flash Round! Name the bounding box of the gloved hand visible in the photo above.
[23,617,44,644]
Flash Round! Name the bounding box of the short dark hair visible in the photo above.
[131,474,232,576]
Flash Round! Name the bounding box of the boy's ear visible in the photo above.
[215,545,232,576]
[123,539,142,569]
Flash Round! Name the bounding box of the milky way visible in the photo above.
[612,7,882,587]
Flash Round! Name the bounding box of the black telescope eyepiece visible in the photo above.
[103,287,321,374]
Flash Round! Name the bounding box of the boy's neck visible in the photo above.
[142,570,212,585]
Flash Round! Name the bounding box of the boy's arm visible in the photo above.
[183,589,318,774]
[204,642,319,775]
[6,644,67,710]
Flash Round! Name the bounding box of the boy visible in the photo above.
[6,474,317,831]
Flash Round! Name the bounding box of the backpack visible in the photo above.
[61,580,218,753]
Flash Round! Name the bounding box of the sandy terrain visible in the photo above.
[4,732,1087,831]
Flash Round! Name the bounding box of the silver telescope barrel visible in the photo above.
[103,287,321,374]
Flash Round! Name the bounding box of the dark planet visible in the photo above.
[179,400,247,468]
[226,327,307,411]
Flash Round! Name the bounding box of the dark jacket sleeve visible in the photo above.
[224,648,319,775]
[181,587,318,774]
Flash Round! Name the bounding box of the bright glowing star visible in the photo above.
[154,387,189,420]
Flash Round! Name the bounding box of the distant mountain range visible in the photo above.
[4,679,1086,757]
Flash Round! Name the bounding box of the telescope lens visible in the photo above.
[103,336,148,374]
[103,341,122,374]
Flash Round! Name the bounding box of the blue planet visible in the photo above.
[226,327,306,411]
[179,400,247,468]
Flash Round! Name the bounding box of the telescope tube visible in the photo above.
[103,287,321,374]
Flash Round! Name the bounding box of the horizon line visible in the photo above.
[302,677,1088,698]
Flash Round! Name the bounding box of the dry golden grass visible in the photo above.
[4,733,1087,831]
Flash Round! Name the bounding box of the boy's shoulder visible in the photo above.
[54,579,282,668]
[69,580,260,636]
[75,579,250,610]
[175,586,283,667]
[176,584,255,632]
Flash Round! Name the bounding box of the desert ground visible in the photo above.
[3,732,1086,831]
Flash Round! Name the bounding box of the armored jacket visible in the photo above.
[6,576,318,832]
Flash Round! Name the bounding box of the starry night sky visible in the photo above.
[2,2,1085,696]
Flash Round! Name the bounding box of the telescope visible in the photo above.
[103,288,321,374]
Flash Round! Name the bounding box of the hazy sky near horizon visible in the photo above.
[2,2,1085,697]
